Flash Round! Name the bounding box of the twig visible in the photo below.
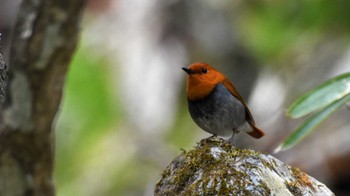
[0,33,8,103]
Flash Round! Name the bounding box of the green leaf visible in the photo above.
[275,92,350,152]
[288,72,350,118]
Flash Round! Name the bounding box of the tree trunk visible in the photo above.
[0,0,86,195]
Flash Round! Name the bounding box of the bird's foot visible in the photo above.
[210,134,218,139]
[229,131,239,146]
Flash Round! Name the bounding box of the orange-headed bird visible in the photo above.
[182,62,265,144]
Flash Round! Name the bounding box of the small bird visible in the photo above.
[182,62,265,144]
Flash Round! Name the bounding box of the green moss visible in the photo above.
[282,167,316,195]
[155,136,334,195]
[291,167,314,190]
[155,136,271,195]
[285,181,303,196]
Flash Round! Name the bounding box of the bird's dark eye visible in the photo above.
[201,68,208,73]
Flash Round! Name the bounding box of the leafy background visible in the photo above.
[3,1,350,195]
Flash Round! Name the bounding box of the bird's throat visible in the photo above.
[187,80,217,101]
[186,71,225,101]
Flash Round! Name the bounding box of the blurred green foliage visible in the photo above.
[288,73,350,118]
[276,73,350,152]
[166,103,198,147]
[54,45,198,195]
[240,1,350,63]
[55,46,123,195]
[54,1,350,195]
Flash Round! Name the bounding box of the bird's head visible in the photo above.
[182,62,225,101]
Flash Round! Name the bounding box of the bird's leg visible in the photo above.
[207,134,218,144]
[229,130,239,145]
[210,134,218,139]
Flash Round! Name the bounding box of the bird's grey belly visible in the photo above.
[188,84,246,136]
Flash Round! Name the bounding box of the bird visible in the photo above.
[182,62,265,144]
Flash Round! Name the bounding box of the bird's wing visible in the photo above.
[222,79,256,125]
[222,79,265,138]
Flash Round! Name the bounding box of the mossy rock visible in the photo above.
[155,136,334,196]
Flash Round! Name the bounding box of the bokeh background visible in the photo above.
[2,0,350,195]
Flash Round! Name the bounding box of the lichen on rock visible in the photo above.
[155,136,334,195]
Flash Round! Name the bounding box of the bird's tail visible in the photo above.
[247,125,265,139]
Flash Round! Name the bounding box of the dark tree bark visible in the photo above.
[0,0,86,195]
[0,40,6,104]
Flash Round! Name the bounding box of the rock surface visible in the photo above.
[155,136,334,195]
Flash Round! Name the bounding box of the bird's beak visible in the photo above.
[182,67,194,74]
